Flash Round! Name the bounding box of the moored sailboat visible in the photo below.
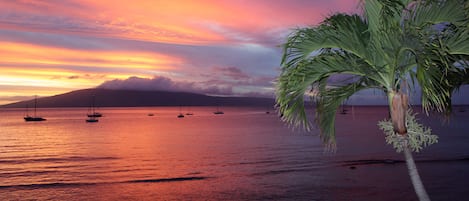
[177,106,185,118]
[86,117,99,123]
[24,96,46,122]
[213,105,224,115]
[86,96,100,123]
[185,106,194,115]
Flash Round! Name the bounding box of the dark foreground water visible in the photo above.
[0,106,468,201]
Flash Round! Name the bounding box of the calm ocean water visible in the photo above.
[0,106,468,201]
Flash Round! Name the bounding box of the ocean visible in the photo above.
[0,106,468,201]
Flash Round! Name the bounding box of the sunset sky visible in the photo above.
[0,0,467,105]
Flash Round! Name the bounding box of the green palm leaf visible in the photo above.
[281,14,370,69]
[277,0,469,146]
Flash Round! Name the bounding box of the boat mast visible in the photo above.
[34,95,37,117]
[92,95,95,114]
[25,104,29,117]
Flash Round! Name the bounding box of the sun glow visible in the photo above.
[0,41,181,103]
[0,41,179,69]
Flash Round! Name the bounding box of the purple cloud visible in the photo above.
[96,74,276,97]
[97,76,234,96]
[213,66,250,80]
[197,66,275,95]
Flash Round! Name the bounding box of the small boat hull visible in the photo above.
[87,113,103,117]
[86,118,99,123]
[24,116,46,121]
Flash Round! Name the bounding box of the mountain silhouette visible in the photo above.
[0,89,275,108]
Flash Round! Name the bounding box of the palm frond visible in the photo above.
[364,0,404,38]
[417,63,452,114]
[316,81,368,148]
[363,0,412,79]
[277,49,380,146]
[445,28,469,55]
[364,0,404,33]
[281,14,370,69]
[410,0,468,28]
[404,0,469,115]
[276,60,317,130]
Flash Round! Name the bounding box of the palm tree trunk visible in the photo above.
[391,91,408,134]
[402,141,431,201]
[389,91,430,201]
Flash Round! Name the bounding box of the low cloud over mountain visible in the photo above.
[98,76,234,96]
[98,67,275,97]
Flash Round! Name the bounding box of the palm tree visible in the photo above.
[276,0,469,200]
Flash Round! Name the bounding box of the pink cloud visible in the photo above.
[0,0,360,45]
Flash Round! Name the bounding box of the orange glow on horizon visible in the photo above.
[0,41,180,84]
[0,41,179,104]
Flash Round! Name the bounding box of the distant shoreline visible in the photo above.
[2,88,467,109]
[0,88,275,108]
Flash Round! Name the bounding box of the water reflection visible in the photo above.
[0,107,468,200]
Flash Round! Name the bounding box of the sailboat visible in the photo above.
[86,116,99,123]
[87,112,102,118]
[87,96,102,118]
[340,106,348,114]
[86,107,99,123]
[340,100,348,115]
[24,96,46,122]
[265,105,272,114]
[177,106,185,118]
[213,105,224,115]
[86,96,100,123]
[459,106,466,113]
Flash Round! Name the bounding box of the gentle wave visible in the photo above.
[342,157,469,167]
[0,156,120,164]
[0,176,209,189]
[235,159,282,165]
[129,176,207,183]
[342,159,403,166]
[251,167,315,176]
[0,182,98,189]
[0,170,61,177]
